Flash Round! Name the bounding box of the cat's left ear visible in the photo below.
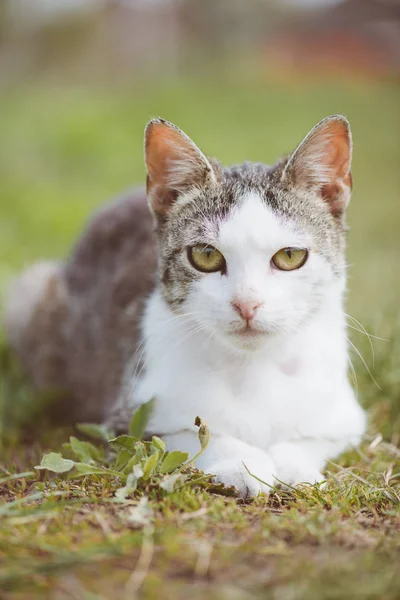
[145,118,216,219]
[282,115,352,218]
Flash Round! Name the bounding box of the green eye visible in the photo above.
[272,247,308,271]
[188,244,226,273]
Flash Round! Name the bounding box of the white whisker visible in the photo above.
[347,337,382,391]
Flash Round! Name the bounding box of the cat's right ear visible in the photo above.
[144,119,216,219]
[281,115,352,218]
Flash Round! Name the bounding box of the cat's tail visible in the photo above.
[3,261,69,390]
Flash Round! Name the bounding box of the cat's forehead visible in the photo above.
[217,191,310,251]
[166,160,343,263]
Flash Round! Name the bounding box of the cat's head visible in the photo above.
[144,116,352,350]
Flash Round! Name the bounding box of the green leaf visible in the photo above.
[114,449,133,472]
[109,434,138,453]
[74,464,105,476]
[74,464,122,478]
[69,436,101,463]
[76,423,112,442]
[129,398,155,439]
[160,451,189,474]
[151,436,166,453]
[143,451,160,479]
[35,453,75,474]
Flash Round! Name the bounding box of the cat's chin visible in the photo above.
[217,327,272,352]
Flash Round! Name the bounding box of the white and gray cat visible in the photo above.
[4,115,366,497]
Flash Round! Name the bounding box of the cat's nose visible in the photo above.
[232,299,261,321]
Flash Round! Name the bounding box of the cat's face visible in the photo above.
[145,117,352,350]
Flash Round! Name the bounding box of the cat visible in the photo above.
[4,115,366,497]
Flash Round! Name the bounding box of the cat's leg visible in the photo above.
[164,431,275,498]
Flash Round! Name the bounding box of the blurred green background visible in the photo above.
[0,0,399,437]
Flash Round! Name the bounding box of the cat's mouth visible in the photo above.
[232,324,265,338]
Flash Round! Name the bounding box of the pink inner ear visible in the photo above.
[145,122,195,217]
[318,121,352,216]
[322,120,352,182]
[145,120,213,218]
[146,124,185,185]
[146,122,202,189]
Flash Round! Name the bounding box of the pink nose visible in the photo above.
[232,299,261,321]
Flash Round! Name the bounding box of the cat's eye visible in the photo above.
[188,244,226,273]
[272,247,308,271]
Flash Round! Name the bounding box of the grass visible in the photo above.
[0,72,399,599]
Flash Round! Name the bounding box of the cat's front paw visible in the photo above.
[274,464,325,489]
[209,458,274,499]
[269,443,324,488]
